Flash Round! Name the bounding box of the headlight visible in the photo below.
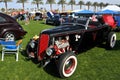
[46,48,54,56]
[29,42,35,48]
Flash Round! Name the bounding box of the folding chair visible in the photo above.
[1,40,22,61]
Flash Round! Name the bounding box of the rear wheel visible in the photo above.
[106,32,116,49]
[57,52,77,78]
[3,32,15,41]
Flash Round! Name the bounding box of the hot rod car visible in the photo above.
[26,14,117,78]
[45,12,61,26]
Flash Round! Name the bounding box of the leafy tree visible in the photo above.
[32,0,43,10]
[68,0,76,10]
[0,0,12,13]
[117,4,120,7]
[104,3,109,7]
[99,2,104,9]
[86,1,92,10]
[46,0,56,11]
[58,0,66,12]
[1,8,5,12]
[16,0,28,11]
[78,0,84,9]
[92,2,98,12]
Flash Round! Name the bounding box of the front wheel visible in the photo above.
[26,39,38,58]
[57,52,77,78]
[106,32,116,49]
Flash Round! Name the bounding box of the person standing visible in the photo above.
[24,12,29,25]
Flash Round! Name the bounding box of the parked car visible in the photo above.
[34,12,43,21]
[0,13,27,40]
[45,12,61,26]
[26,14,116,78]
[45,15,61,26]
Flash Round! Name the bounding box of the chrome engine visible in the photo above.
[55,36,70,49]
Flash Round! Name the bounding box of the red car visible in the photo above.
[0,12,27,40]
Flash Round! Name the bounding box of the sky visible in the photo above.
[0,0,120,11]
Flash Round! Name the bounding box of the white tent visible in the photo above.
[29,11,36,14]
[72,9,83,13]
[102,5,120,11]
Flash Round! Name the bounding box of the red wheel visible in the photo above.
[57,52,77,78]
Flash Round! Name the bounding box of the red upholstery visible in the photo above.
[102,14,117,29]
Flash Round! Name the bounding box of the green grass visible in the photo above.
[0,20,120,80]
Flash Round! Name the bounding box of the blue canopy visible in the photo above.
[114,16,120,27]
[75,10,94,14]
[96,9,119,14]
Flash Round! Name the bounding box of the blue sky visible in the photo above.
[0,0,120,11]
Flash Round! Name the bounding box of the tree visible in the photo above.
[68,0,76,11]
[92,2,98,12]
[58,0,66,12]
[104,3,109,7]
[99,2,104,9]
[117,4,120,7]
[0,0,12,14]
[85,1,92,10]
[46,0,56,11]
[32,0,43,10]
[78,0,84,9]
[1,8,5,12]
[16,0,28,11]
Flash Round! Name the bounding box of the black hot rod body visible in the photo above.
[26,15,117,78]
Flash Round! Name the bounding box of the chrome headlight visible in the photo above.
[46,48,54,56]
[29,42,35,48]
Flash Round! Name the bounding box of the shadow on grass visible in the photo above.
[21,50,39,64]
[112,40,120,50]
[97,40,120,50]
[40,21,59,27]
[40,21,45,24]
[42,61,60,78]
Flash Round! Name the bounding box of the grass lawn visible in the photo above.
[0,20,120,80]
